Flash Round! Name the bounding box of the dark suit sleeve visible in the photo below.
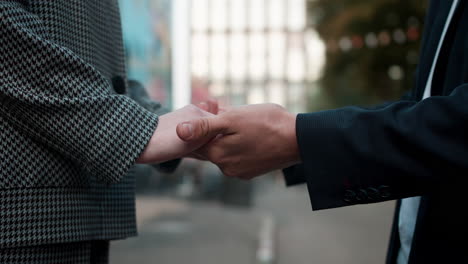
[127,80,182,173]
[283,165,307,186]
[289,84,468,210]
[283,100,403,187]
[0,3,158,184]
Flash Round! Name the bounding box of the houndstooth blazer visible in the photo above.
[0,0,168,248]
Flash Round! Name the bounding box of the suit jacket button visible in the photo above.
[379,185,391,198]
[356,189,368,202]
[112,76,127,95]
[343,190,356,203]
[367,187,380,200]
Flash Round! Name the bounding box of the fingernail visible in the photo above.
[181,122,193,139]
[198,102,208,110]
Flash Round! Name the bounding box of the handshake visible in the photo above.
[137,101,301,180]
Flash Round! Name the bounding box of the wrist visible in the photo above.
[136,128,159,164]
[137,114,169,164]
[288,113,301,164]
[280,111,301,167]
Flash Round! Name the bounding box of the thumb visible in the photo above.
[177,116,227,142]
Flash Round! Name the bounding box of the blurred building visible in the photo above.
[119,0,325,113]
[190,0,325,113]
[119,0,426,115]
[120,0,173,108]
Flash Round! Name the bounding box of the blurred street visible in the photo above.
[110,177,395,264]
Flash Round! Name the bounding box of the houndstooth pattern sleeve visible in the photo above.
[0,1,159,184]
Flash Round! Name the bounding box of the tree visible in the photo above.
[308,0,427,108]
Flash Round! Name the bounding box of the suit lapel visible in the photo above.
[430,0,466,96]
[416,0,455,99]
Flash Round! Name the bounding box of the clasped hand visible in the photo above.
[138,102,300,180]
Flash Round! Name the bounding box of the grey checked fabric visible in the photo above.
[0,241,109,264]
[0,0,168,258]
[0,170,138,248]
[0,0,159,185]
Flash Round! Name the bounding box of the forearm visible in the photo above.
[296,84,468,210]
[282,99,410,187]
[0,3,159,184]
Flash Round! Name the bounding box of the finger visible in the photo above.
[196,100,219,114]
[193,140,223,163]
[186,152,208,161]
[177,116,228,142]
[197,102,209,112]
[207,99,219,115]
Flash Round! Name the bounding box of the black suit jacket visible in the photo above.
[284,0,468,263]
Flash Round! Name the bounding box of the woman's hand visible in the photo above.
[137,104,216,164]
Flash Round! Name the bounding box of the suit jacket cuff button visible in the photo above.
[343,190,357,203]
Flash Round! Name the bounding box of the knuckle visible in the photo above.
[210,155,220,165]
[199,118,211,137]
[222,161,240,178]
[223,167,237,178]
[206,146,221,163]
[196,148,209,160]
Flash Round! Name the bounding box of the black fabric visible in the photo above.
[284,0,468,263]
[283,164,306,186]
[385,200,402,264]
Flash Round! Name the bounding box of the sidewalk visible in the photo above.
[256,179,395,264]
[110,177,394,264]
[110,197,262,264]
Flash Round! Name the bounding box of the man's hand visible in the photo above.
[176,104,301,179]
[137,104,216,164]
